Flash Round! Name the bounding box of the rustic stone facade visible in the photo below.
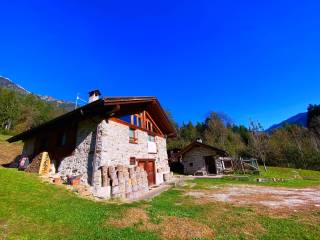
[182,146,224,175]
[57,118,98,184]
[21,116,171,199]
[98,119,170,185]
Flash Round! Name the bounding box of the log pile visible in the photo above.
[25,154,42,173]
[25,152,50,175]
[101,165,149,200]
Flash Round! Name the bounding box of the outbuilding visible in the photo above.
[174,140,231,175]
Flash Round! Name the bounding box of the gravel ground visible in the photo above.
[186,184,320,209]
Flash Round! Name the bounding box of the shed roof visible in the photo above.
[7,96,176,143]
[175,141,228,158]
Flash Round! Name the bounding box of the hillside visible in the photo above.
[267,112,307,132]
[0,76,30,94]
[0,134,22,165]
[0,76,75,111]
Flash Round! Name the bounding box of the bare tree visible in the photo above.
[249,120,269,172]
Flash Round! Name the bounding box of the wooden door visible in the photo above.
[205,156,217,174]
[137,159,156,186]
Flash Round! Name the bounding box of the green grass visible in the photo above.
[0,133,22,144]
[1,167,320,239]
[0,169,157,240]
[0,134,10,142]
[189,166,320,189]
[259,166,320,179]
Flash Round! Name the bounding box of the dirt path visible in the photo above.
[186,185,320,210]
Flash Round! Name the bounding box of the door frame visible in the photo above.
[136,158,156,186]
[204,155,217,174]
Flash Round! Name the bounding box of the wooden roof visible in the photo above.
[174,141,228,158]
[7,96,176,143]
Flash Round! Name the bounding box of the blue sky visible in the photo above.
[1,0,320,129]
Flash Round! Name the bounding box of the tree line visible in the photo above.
[0,88,66,135]
[168,105,320,171]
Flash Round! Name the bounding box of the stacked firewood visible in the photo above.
[101,165,149,199]
[25,152,50,175]
[25,154,42,173]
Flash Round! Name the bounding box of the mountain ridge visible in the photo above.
[266,112,308,132]
[0,76,75,111]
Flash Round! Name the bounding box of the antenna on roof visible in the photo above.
[75,93,87,109]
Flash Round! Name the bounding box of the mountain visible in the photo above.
[267,112,308,132]
[0,76,30,95]
[0,76,75,111]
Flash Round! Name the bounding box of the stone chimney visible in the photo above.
[88,90,101,103]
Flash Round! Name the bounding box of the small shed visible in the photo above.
[175,140,229,175]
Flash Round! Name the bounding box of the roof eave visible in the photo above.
[176,141,228,158]
[7,96,177,142]
[7,99,109,143]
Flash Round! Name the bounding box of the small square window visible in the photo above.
[148,135,155,142]
[130,157,136,165]
[129,128,137,143]
[189,162,193,167]
[129,128,134,138]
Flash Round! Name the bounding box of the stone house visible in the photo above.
[8,91,176,199]
[174,140,231,175]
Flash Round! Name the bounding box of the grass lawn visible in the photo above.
[189,166,320,189]
[1,167,320,239]
[0,134,11,142]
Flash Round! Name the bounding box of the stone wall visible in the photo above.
[97,119,170,185]
[182,146,213,175]
[182,146,224,175]
[20,116,171,194]
[58,118,98,184]
[20,119,99,184]
[56,117,170,187]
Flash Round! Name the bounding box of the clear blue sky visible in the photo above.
[1,0,320,129]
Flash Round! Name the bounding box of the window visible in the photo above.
[115,111,163,136]
[133,114,142,128]
[129,128,137,143]
[147,135,157,153]
[57,132,67,146]
[189,162,193,167]
[130,157,136,165]
[148,135,155,142]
